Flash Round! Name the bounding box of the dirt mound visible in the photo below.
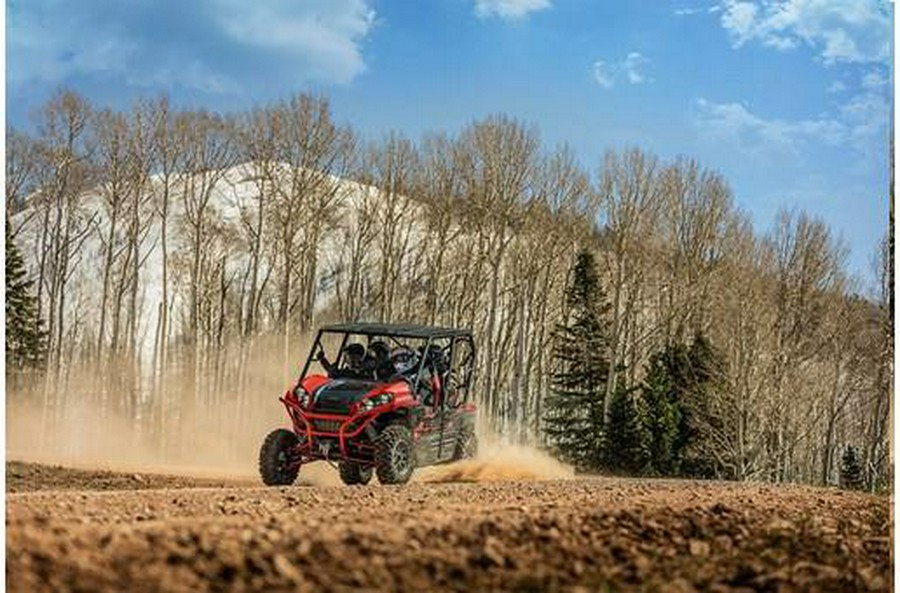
[6,462,891,592]
[417,445,574,482]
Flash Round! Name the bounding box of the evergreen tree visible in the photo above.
[839,445,864,490]
[544,249,611,470]
[640,334,727,477]
[641,349,684,475]
[6,225,46,372]
[681,333,729,477]
[604,383,651,474]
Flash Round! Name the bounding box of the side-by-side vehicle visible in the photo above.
[259,323,478,486]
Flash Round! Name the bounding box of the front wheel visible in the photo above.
[259,429,300,486]
[339,461,373,485]
[375,424,415,485]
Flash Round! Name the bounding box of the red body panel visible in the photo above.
[280,376,422,466]
[300,374,329,394]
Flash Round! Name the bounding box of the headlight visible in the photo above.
[358,393,392,413]
[293,385,309,407]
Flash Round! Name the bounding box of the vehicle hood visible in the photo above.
[311,379,378,414]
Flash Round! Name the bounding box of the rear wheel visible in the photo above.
[454,426,478,460]
[339,461,373,485]
[375,424,415,485]
[259,429,300,486]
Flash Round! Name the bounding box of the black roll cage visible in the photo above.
[300,324,476,407]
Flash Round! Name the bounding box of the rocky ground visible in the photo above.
[6,461,892,592]
[6,460,254,493]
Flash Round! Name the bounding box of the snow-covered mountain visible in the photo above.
[13,161,410,364]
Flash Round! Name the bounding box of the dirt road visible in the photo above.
[6,461,891,592]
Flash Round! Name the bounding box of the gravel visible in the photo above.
[6,462,892,592]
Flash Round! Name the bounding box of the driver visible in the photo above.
[317,343,369,380]
[337,343,369,379]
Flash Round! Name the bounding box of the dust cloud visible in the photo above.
[6,334,310,482]
[7,335,571,487]
[417,441,574,483]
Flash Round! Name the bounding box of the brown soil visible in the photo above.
[6,462,892,593]
[6,461,254,493]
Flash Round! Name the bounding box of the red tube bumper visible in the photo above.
[279,394,377,463]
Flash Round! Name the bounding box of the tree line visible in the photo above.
[5,89,891,488]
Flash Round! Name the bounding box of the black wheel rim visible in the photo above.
[392,441,411,476]
[276,450,289,474]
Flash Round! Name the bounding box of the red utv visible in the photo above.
[259,323,478,486]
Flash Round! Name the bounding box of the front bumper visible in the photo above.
[279,394,378,464]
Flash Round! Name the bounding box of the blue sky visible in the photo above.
[7,0,893,282]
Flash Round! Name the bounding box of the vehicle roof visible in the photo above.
[319,322,472,339]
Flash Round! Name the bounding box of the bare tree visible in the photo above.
[458,116,539,424]
[596,148,663,425]
[361,133,420,322]
[6,128,40,231]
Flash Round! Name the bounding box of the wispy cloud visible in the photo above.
[8,0,378,93]
[474,0,552,20]
[718,0,891,64]
[840,83,891,155]
[623,52,650,84]
[592,61,615,89]
[861,70,888,90]
[826,80,847,94]
[592,52,652,89]
[694,98,844,154]
[674,4,722,16]
[694,73,889,159]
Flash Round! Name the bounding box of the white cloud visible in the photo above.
[861,70,888,90]
[475,0,552,20]
[840,86,890,154]
[721,1,760,40]
[211,0,376,84]
[8,0,378,92]
[592,52,652,89]
[675,3,723,16]
[719,0,891,64]
[694,98,844,154]
[7,3,136,86]
[623,52,650,84]
[592,61,615,88]
[694,88,888,158]
[126,60,239,95]
[826,80,847,94]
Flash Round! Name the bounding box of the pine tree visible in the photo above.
[641,350,684,475]
[544,249,612,470]
[839,445,864,490]
[639,334,727,477]
[604,383,651,474]
[680,333,728,477]
[6,224,46,372]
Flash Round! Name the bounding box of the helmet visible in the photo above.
[368,340,390,362]
[392,348,418,375]
[425,345,449,374]
[344,343,365,367]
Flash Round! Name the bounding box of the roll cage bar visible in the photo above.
[300,323,476,406]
